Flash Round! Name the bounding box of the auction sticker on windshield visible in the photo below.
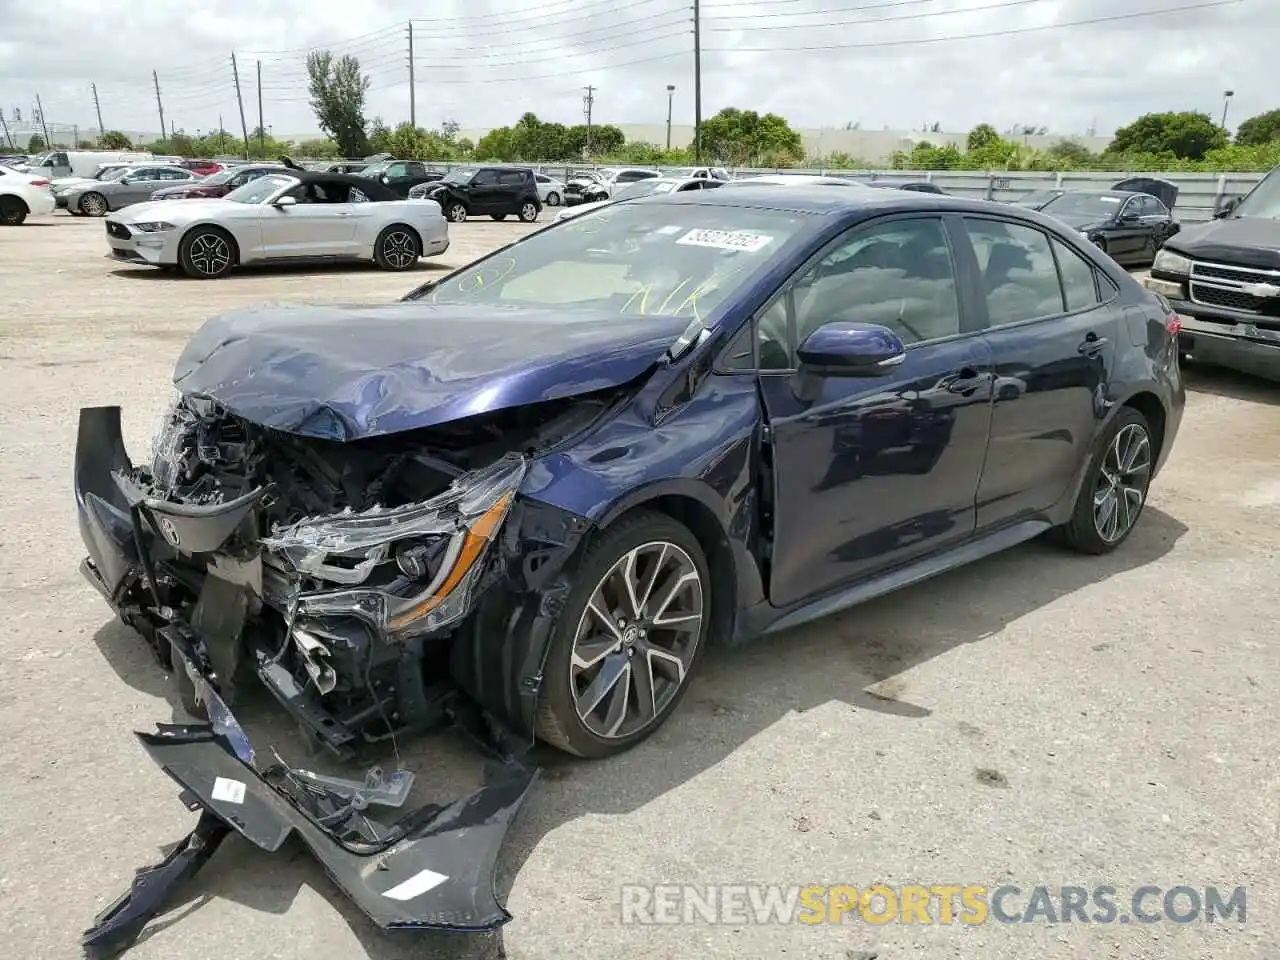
[676,228,774,252]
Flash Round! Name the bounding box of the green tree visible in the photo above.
[1235,109,1280,147]
[966,123,1001,152]
[1107,111,1227,160]
[77,139,95,149]
[306,50,371,157]
[1045,138,1097,166]
[295,137,341,158]
[27,134,45,152]
[699,108,803,166]
[474,126,518,161]
[100,130,133,149]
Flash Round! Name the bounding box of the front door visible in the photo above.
[259,181,356,258]
[959,215,1120,529]
[757,214,995,607]
[468,169,501,213]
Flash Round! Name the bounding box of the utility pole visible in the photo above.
[230,53,250,160]
[34,95,51,148]
[407,21,416,128]
[1221,89,1235,129]
[583,85,595,157]
[218,115,225,153]
[0,110,13,150]
[152,71,166,145]
[693,0,702,162]
[256,60,265,156]
[666,84,675,151]
[91,83,105,142]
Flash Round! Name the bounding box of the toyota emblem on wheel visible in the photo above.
[158,517,181,547]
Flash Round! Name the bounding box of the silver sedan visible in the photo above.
[553,176,725,222]
[104,172,450,279]
[63,165,200,216]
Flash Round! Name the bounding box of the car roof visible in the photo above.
[634,183,1071,220]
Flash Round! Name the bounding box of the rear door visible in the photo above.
[757,214,995,605]
[959,215,1121,529]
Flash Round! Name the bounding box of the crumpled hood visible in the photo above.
[173,301,690,440]
[1164,216,1280,271]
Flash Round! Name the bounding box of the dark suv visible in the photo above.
[1145,164,1280,381]
[414,166,542,223]
[360,159,443,198]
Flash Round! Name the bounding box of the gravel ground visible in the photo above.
[0,214,1277,960]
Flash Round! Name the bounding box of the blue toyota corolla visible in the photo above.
[75,185,1184,949]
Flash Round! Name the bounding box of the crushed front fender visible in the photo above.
[82,639,538,957]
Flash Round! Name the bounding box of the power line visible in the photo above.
[707,0,1243,50]
[707,0,1048,27]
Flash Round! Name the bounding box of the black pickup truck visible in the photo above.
[1146,166,1280,381]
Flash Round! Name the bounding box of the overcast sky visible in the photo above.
[0,0,1266,140]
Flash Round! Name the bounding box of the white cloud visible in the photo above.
[0,0,1267,141]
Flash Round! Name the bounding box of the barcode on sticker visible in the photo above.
[675,228,773,252]
[211,776,246,804]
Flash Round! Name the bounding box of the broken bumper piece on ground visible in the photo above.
[82,639,537,959]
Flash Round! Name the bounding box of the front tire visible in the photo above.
[79,192,108,217]
[536,511,710,759]
[1057,406,1154,554]
[373,225,421,271]
[0,195,28,225]
[178,227,235,279]
[445,201,468,223]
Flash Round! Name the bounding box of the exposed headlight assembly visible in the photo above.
[1152,249,1192,276]
[263,455,526,639]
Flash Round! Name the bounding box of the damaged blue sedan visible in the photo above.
[75,185,1184,954]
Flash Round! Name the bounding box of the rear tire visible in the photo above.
[546,191,561,206]
[535,511,710,759]
[1056,406,1154,555]
[0,195,28,225]
[518,200,539,223]
[178,226,235,279]
[373,225,421,271]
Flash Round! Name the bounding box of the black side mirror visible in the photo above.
[796,321,906,377]
[1215,195,1241,218]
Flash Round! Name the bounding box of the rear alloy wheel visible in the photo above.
[445,202,468,223]
[0,195,28,225]
[546,191,561,206]
[536,512,709,758]
[373,226,420,271]
[79,192,108,217]
[178,227,234,279]
[1057,406,1153,554]
[518,200,539,223]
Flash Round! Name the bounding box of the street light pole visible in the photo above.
[1221,89,1234,129]
[666,85,675,151]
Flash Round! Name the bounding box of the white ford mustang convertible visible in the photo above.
[104,170,449,279]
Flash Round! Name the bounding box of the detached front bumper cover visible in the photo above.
[81,610,538,959]
[78,601,540,960]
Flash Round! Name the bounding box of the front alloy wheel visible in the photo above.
[79,192,108,217]
[446,202,467,223]
[537,512,709,757]
[179,229,233,279]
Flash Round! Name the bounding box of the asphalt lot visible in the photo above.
[1,214,1277,960]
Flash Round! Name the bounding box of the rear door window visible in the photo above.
[964,218,1065,326]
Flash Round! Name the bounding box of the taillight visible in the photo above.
[1166,316,1182,335]
[30,179,49,187]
